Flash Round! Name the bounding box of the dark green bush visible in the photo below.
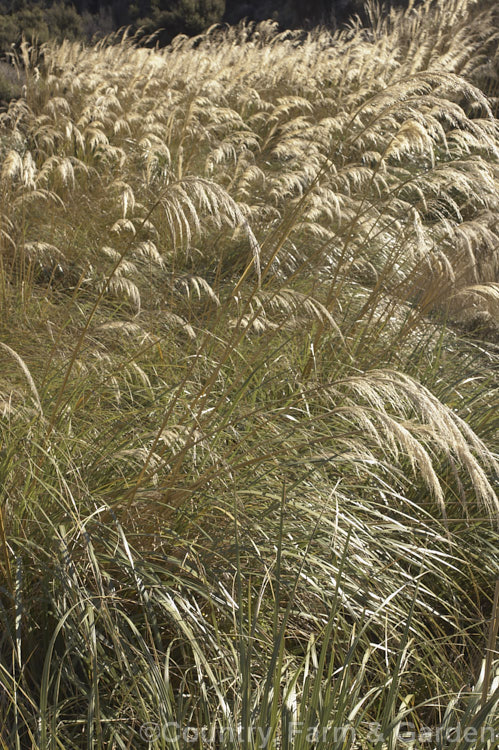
[0,3,84,56]
[131,0,225,44]
[0,60,22,104]
[45,1,83,41]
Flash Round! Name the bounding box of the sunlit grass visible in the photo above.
[0,0,498,746]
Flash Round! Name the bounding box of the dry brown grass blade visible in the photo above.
[0,342,42,415]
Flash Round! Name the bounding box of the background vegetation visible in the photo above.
[0,0,498,747]
[0,0,418,62]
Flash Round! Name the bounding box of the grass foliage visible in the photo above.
[0,0,498,747]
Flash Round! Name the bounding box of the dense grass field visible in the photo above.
[0,0,498,747]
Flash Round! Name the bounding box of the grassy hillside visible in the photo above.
[0,0,498,747]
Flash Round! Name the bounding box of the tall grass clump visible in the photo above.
[0,0,498,746]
